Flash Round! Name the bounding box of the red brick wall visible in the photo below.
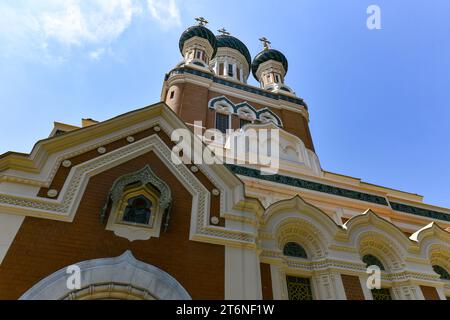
[420,286,441,300]
[341,275,365,300]
[0,151,224,300]
[164,82,315,151]
[260,263,273,300]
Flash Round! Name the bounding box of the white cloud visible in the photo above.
[0,1,138,61]
[40,0,140,47]
[147,0,181,29]
[89,48,106,60]
[0,0,182,62]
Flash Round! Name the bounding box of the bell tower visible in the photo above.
[162,18,315,152]
[252,37,295,95]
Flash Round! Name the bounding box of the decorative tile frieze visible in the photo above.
[390,202,450,222]
[226,164,389,206]
[166,67,308,109]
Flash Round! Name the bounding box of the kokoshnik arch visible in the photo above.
[0,18,449,300]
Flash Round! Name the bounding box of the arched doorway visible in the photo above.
[20,251,191,300]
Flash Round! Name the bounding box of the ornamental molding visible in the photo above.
[0,118,162,187]
[208,96,283,127]
[166,67,308,109]
[227,164,390,207]
[108,165,171,210]
[20,251,191,300]
[102,165,173,242]
[0,131,254,245]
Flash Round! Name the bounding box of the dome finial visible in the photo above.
[259,37,271,51]
[195,17,209,26]
[217,27,230,36]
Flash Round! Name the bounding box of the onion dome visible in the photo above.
[251,49,288,80]
[179,25,218,58]
[216,35,251,66]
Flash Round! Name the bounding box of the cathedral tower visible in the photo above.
[162,18,316,153]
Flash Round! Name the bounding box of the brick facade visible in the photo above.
[0,150,224,300]
[341,275,365,300]
[420,285,441,300]
[164,83,315,151]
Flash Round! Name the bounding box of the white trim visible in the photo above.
[0,212,24,265]
[20,251,191,300]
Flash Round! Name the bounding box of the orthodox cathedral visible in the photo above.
[0,18,449,300]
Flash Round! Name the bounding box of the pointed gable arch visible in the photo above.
[208,96,234,114]
[344,210,410,272]
[235,102,257,120]
[256,108,283,127]
[208,96,283,127]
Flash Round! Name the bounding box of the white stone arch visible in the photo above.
[356,232,405,272]
[261,196,339,260]
[275,218,328,260]
[257,109,283,127]
[412,223,450,280]
[345,210,411,272]
[20,251,191,300]
[208,96,234,115]
[235,103,257,121]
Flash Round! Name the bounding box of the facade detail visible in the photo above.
[0,18,449,301]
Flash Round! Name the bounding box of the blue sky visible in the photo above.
[0,0,449,209]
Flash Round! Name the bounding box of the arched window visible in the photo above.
[283,242,308,259]
[123,195,153,225]
[433,265,450,280]
[362,254,385,271]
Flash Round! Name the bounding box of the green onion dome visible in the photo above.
[179,25,218,58]
[251,49,289,80]
[216,35,252,66]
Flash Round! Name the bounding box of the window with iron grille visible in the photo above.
[215,113,229,134]
[433,265,450,280]
[283,242,308,259]
[286,276,313,300]
[371,288,392,300]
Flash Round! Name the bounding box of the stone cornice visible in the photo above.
[165,66,308,109]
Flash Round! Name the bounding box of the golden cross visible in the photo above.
[195,17,209,26]
[259,37,271,50]
[217,27,230,36]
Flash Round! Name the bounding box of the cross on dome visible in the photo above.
[195,17,209,26]
[217,28,230,36]
[259,37,271,50]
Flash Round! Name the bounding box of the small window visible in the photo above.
[363,254,385,271]
[123,195,152,225]
[196,50,202,59]
[236,67,241,81]
[275,74,280,83]
[286,276,313,300]
[216,113,229,134]
[218,63,224,75]
[228,64,233,77]
[283,242,308,259]
[433,265,450,280]
[371,288,392,300]
[169,91,175,99]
